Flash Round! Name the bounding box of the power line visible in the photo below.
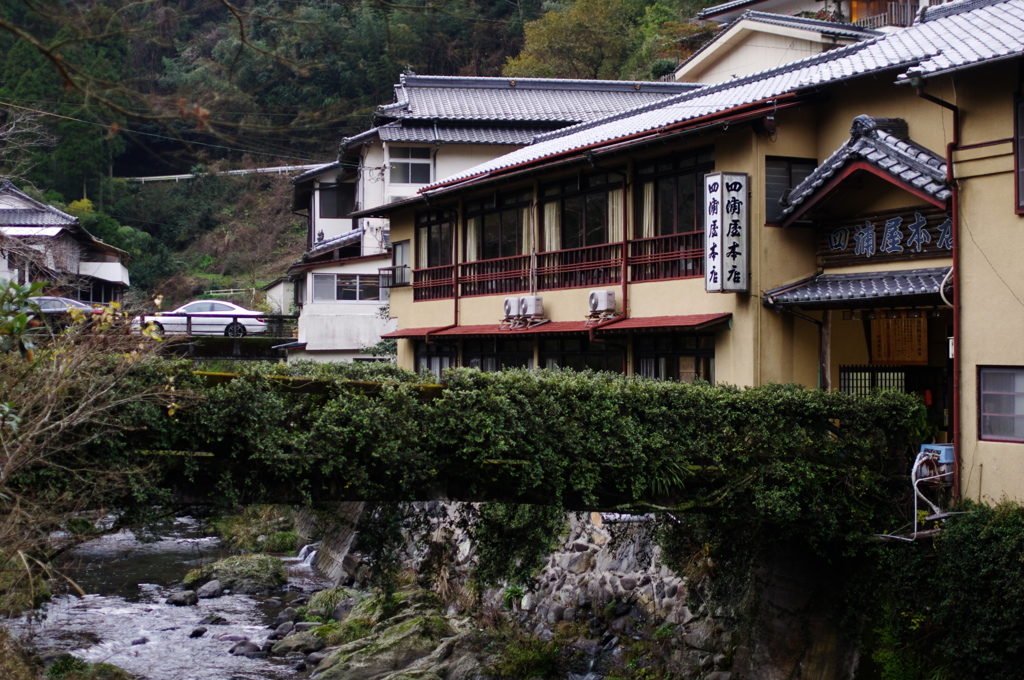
[0,99,325,162]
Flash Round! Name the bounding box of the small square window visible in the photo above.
[980,367,1024,442]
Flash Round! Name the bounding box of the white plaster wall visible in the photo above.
[694,32,822,84]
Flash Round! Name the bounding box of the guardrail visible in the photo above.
[139,313,299,338]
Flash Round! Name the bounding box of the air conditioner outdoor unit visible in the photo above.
[589,290,616,314]
[504,297,523,319]
[520,295,544,318]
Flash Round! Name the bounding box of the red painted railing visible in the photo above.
[460,255,531,297]
[379,265,410,288]
[537,243,622,291]
[413,265,455,301]
[628,232,704,282]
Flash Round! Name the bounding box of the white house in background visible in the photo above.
[282,73,699,362]
[678,0,955,84]
[675,11,881,83]
[0,180,130,301]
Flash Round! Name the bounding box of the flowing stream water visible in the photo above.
[3,516,332,680]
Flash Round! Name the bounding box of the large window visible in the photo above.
[765,156,816,223]
[312,274,381,302]
[319,183,356,219]
[416,210,455,268]
[634,149,714,238]
[465,190,532,261]
[464,338,534,371]
[635,333,714,382]
[980,367,1024,442]
[390,147,431,185]
[539,337,624,373]
[415,341,458,379]
[541,172,624,251]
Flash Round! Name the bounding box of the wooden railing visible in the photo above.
[413,265,455,301]
[629,232,704,283]
[460,255,531,297]
[854,2,916,28]
[537,243,622,291]
[379,265,411,288]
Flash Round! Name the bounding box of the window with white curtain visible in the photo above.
[464,190,533,261]
[980,367,1024,442]
[415,210,455,268]
[540,172,624,252]
[634,149,714,238]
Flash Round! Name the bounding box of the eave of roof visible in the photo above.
[763,266,952,308]
[778,115,950,225]
[384,314,733,339]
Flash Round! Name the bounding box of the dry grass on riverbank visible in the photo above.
[0,629,39,680]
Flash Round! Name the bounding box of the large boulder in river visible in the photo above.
[183,554,286,594]
[196,579,223,599]
[166,590,198,606]
[270,631,327,656]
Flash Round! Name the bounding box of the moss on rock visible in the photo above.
[183,553,285,594]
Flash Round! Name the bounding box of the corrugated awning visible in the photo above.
[764,266,951,308]
[382,315,732,339]
[596,313,732,332]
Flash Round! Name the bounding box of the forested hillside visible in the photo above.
[0,0,718,298]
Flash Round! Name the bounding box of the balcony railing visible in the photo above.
[854,2,916,28]
[460,254,531,297]
[379,265,411,289]
[629,232,704,283]
[537,243,622,291]
[412,264,455,301]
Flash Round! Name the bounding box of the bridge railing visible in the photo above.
[137,313,299,338]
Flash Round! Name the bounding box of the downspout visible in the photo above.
[916,83,961,501]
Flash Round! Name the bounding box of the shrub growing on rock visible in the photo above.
[183,553,285,594]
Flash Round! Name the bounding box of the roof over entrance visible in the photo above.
[763,266,952,308]
[778,116,951,226]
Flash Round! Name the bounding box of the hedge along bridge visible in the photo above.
[138,367,927,536]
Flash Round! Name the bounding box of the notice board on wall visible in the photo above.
[870,316,928,365]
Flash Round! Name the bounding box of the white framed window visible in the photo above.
[312,274,382,302]
[389,147,431,185]
[980,367,1024,442]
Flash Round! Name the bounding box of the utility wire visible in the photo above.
[0,99,325,163]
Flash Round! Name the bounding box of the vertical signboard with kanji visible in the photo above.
[704,172,749,293]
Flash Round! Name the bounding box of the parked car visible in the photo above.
[135,300,267,337]
[30,296,102,330]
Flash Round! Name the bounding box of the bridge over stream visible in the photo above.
[147,313,299,360]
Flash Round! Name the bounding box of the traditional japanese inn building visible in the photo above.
[362,0,1024,504]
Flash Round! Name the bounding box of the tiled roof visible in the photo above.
[307,229,363,257]
[378,124,543,146]
[698,0,774,19]
[763,267,952,306]
[734,11,883,39]
[424,0,1024,195]
[779,115,950,220]
[0,180,77,227]
[380,74,700,124]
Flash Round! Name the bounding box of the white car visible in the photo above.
[137,300,267,337]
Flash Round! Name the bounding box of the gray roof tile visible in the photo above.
[764,267,952,306]
[378,124,543,145]
[779,115,950,220]
[425,0,1023,195]
[381,75,699,124]
[0,180,76,227]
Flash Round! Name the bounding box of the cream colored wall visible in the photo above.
[435,144,519,180]
[690,30,823,85]
[944,62,1024,503]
